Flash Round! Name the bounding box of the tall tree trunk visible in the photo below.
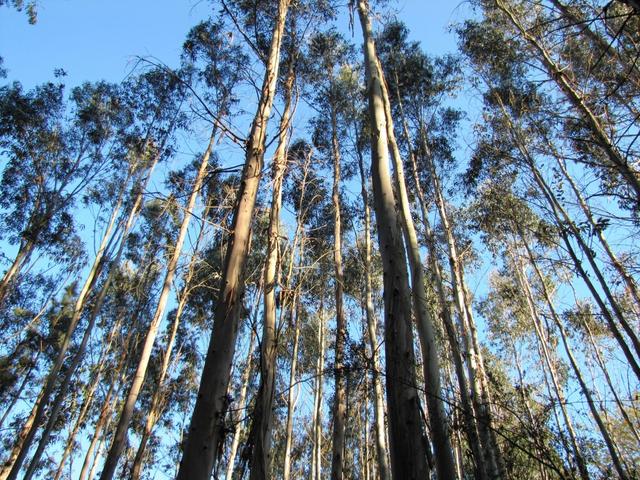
[51,319,122,480]
[249,62,294,480]
[355,129,391,480]
[494,95,640,379]
[176,3,290,477]
[282,139,310,480]
[312,296,326,480]
[546,140,640,311]
[356,1,431,477]
[417,119,503,479]
[224,330,257,480]
[377,55,460,480]
[282,297,300,480]
[99,130,215,480]
[0,388,45,480]
[329,86,348,480]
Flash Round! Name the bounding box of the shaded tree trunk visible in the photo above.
[356,1,431,477]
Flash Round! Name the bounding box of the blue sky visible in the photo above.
[1,1,470,89]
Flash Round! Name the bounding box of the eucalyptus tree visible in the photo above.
[177,2,292,477]
[347,88,391,480]
[247,23,300,478]
[0,80,117,311]
[460,9,640,473]
[0,80,137,480]
[280,139,333,480]
[302,29,357,480]
[355,1,442,477]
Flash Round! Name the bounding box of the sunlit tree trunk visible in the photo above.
[311,296,326,480]
[52,319,122,480]
[282,297,300,480]
[176,3,290,477]
[224,328,256,480]
[99,130,215,480]
[249,62,294,480]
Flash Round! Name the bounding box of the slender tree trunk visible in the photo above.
[521,237,630,479]
[225,330,257,480]
[312,296,326,480]
[52,320,122,480]
[99,130,215,480]
[508,337,554,480]
[547,143,640,311]
[0,388,44,480]
[583,318,640,446]
[355,131,391,480]
[282,298,300,480]
[329,88,348,480]
[356,2,431,477]
[177,3,290,477]
[282,141,310,480]
[79,330,133,480]
[512,250,591,480]
[249,64,294,480]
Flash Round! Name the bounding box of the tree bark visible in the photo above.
[355,128,391,480]
[176,3,290,477]
[356,1,431,477]
[249,62,294,480]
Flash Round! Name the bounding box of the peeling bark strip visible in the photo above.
[176,2,290,479]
